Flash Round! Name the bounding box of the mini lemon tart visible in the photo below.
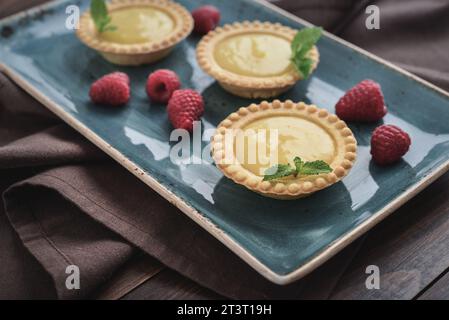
[76,0,193,66]
[196,21,320,99]
[211,101,357,200]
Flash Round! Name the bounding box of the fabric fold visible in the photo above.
[3,177,135,299]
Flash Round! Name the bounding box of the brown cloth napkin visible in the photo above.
[2,0,449,299]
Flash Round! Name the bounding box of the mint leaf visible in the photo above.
[291,27,322,57]
[300,160,332,175]
[263,164,296,181]
[91,0,107,23]
[102,24,117,32]
[90,0,116,33]
[295,57,313,80]
[290,26,322,78]
[263,156,332,182]
[293,156,304,172]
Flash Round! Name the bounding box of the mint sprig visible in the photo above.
[263,156,332,181]
[263,164,296,181]
[290,26,322,79]
[91,0,117,33]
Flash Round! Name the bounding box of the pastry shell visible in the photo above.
[196,21,319,99]
[76,0,193,66]
[211,100,357,200]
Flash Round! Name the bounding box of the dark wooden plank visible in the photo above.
[122,269,224,300]
[417,269,449,300]
[330,171,449,299]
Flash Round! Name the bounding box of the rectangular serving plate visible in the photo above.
[2,0,449,285]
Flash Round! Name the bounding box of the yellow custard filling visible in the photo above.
[98,7,175,44]
[214,33,293,77]
[235,116,336,176]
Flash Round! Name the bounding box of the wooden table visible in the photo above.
[3,0,449,300]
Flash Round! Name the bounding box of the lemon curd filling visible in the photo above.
[235,116,336,176]
[214,33,293,77]
[99,7,175,44]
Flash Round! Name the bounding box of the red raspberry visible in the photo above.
[89,72,130,106]
[336,80,387,122]
[146,69,181,103]
[113,72,130,85]
[192,5,220,34]
[371,125,411,165]
[167,89,204,131]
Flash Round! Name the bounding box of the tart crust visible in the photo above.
[211,101,357,200]
[76,0,193,66]
[196,21,319,99]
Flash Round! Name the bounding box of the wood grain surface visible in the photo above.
[2,0,449,300]
[331,172,449,299]
[95,254,164,300]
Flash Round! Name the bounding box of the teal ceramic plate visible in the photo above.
[2,0,449,284]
